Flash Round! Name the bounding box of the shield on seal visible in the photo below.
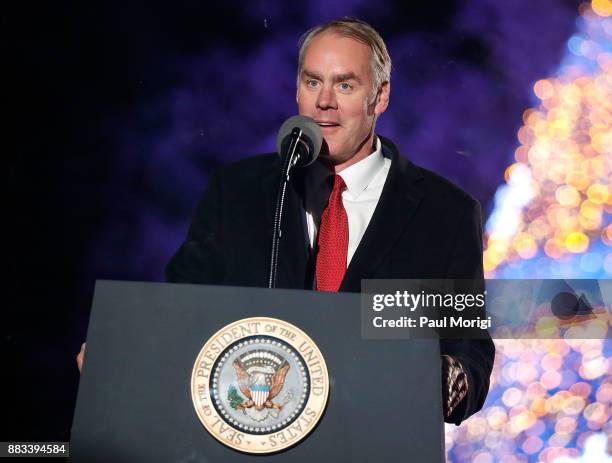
[251,384,270,408]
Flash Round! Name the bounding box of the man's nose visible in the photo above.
[316,85,337,110]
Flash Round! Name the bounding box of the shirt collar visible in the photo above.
[338,136,384,198]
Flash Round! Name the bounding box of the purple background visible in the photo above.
[7,0,580,443]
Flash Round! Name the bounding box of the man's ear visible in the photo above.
[374,81,390,116]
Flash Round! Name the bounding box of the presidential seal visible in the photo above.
[191,317,329,454]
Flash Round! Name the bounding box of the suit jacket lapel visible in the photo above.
[340,137,424,291]
[259,160,309,290]
[277,181,309,289]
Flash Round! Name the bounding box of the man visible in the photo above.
[78,18,494,425]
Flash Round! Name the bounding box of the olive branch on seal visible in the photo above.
[227,385,244,410]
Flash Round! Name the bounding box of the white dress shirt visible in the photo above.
[306,137,391,265]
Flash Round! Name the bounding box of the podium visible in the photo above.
[71,281,444,462]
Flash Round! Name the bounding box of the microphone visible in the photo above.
[268,116,322,288]
[276,115,323,167]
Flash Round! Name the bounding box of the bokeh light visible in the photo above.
[446,338,611,462]
[484,3,611,279]
[447,3,611,462]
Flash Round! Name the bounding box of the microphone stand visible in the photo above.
[268,128,304,288]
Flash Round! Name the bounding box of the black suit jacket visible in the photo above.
[167,136,495,425]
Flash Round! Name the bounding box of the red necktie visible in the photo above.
[316,175,348,292]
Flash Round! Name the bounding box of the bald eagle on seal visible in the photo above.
[232,359,290,411]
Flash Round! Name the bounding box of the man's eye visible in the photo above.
[339,82,352,91]
[306,80,319,88]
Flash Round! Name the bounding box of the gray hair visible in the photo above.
[297,18,392,101]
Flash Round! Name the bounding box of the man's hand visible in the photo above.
[76,342,86,373]
[442,355,468,419]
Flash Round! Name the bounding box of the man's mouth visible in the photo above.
[316,121,341,128]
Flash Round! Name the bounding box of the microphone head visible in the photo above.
[276,115,323,166]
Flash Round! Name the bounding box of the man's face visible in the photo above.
[297,32,389,167]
